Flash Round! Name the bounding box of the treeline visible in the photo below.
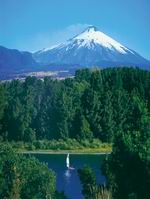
[0,67,150,142]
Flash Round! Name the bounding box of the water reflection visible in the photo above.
[65,169,71,178]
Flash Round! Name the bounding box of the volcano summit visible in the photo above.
[33,26,150,69]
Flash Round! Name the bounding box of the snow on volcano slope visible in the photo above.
[33,26,150,68]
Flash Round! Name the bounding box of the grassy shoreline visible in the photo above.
[19,148,112,154]
[3,139,112,154]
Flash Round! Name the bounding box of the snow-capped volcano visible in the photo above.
[71,26,132,54]
[33,26,149,68]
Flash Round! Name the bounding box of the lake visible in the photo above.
[32,154,107,199]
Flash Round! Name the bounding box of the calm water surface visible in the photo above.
[33,154,106,199]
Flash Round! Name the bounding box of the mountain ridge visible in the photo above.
[0,45,37,72]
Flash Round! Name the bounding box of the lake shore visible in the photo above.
[19,148,112,155]
[6,139,112,154]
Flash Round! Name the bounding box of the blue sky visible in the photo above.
[0,0,150,59]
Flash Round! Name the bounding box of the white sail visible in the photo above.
[66,153,70,168]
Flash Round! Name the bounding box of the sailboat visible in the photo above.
[66,153,75,170]
[66,153,70,168]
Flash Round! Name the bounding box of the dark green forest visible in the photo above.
[0,67,150,199]
[0,67,150,143]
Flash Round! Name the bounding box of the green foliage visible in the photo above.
[103,95,150,199]
[7,138,108,152]
[71,110,93,140]
[100,91,114,142]
[1,67,150,143]
[0,84,6,120]
[20,157,55,199]
[78,166,112,199]
[1,67,150,198]
[0,143,56,199]
[78,166,96,199]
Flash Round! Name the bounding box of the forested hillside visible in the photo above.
[0,67,150,142]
